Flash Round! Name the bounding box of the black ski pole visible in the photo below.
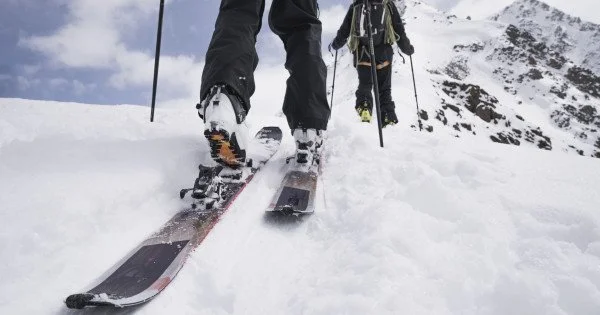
[150,0,165,122]
[409,55,422,131]
[364,0,384,147]
[330,50,338,114]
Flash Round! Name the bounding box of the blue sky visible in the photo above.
[1,0,598,106]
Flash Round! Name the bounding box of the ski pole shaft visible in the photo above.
[150,0,165,122]
[409,56,422,131]
[330,50,338,114]
[364,0,384,147]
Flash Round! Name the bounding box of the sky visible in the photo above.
[1,0,599,106]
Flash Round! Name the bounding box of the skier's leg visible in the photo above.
[377,62,398,126]
[269,0,330,132]
[199,0,265,168]
[200,0,265,111]
[377,63,394,112]
[356,64,374,122]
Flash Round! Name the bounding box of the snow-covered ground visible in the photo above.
[1,93,600,315]
[2,0,600,314]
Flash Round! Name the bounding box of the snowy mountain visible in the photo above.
[491,0,600,74]
[353,0,600,159]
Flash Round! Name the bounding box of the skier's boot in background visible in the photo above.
[382,110,399,128]
[355,101,372,123]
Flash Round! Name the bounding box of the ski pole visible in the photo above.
[409,55,422,131]
[150,0,165,122]
[364,0,384,147]
[330,50,338,115]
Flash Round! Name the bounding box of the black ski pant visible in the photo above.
[200,0,330,131]
[355,44,395,114]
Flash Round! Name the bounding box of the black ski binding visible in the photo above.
[180,164,246,210]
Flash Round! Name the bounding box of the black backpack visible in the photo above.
[349,0,396,51]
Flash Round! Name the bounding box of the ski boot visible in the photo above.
[291,128,324,172]
[198,85,249,169]
[355,101,372,123]
[382,110,399,128]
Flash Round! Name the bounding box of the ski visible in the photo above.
[266,168,318,216]
[65,127,282,309]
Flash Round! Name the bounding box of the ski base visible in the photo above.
[266,170,318,215]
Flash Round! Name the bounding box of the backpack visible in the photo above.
[348,0,400,52]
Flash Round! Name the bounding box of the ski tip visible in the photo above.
[65,293,94,309]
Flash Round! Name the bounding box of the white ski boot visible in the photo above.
[199,85,249,168]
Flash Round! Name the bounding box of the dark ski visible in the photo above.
[266,168,318,216]
[65,127,282,309]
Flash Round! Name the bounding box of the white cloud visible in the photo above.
[19,0,202,103]
[110,52,204,100]
[20,0,152,69]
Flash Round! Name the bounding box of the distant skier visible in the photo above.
[329,0,414,127]
[198,0,330,169]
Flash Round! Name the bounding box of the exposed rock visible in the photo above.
[444,57,470,80]
[441,81,505,124]
[454,43,484,53]
[565,66,600,99]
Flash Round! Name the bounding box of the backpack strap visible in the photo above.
[383,0,401,45]
[348,3,361,52]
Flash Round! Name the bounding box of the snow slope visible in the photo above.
[374,0,600,158]
[1,93,600,315]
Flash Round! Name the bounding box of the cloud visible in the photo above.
[20,0,153,69]
[21,65,41,76]
[19,0,202,103]
[110,52,204,100]
[16,76,40,91]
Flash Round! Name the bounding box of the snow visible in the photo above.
[2,97,600,314]
[2,1,600,314]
